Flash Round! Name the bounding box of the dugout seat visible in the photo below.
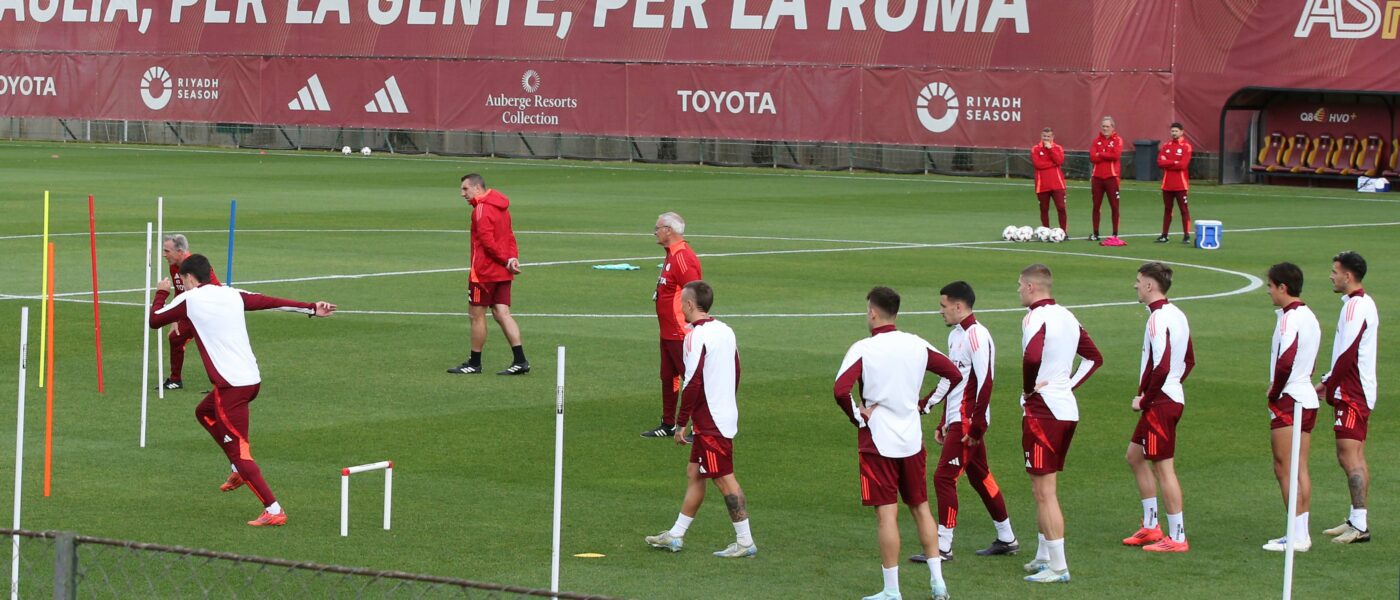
[1251,131,1286,172]
[1321,134,1358,174]
[1302,134,1335,174]
[1278,133,1310,173]
[1384,138,1399,177]
[1353,135,1384,177]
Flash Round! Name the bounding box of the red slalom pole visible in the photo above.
[88,195,105,393]
[44,242,55,497]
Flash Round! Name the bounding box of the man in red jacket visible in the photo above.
[1089,117,1123,242]
[1032,127,1068,234]
[1156,123,1194,244]
[449,173,530,375]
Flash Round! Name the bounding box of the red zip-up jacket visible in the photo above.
[1090,133,1123,179]
[469,189,518,283]
[1158,138,1192,192]
[1031,142,1066,193]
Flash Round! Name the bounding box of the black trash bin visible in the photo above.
[1134,139,1161,181]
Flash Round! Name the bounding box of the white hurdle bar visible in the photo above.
[340,460,393,537]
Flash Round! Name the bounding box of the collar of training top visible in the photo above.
[1028,298,1057,310]
[870,324,897,335]
[1346,288,1366,298]
[1147,298,1169,312]
[959,314,978,329]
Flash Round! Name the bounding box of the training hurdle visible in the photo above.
[340,461,393,537]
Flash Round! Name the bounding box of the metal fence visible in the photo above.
[0,117,1222,182]
[2,529,616,600]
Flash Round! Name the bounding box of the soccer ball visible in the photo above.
[1049,228,1066,243]
[1002,225,1018,241]
[340,146,352,155]
[1035,226,1051,242]
[1016,226,1034,242]
[360,147,372,156]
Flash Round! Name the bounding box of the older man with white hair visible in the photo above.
[643,212,703,438]
[160,233,220,390]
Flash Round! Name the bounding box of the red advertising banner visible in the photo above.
[3,1,1398,151]
[627,65,860,142]
[1263,100,1393,138]
[0,1,1173,71]
[438,61,628,134]
[858,69,1174,150]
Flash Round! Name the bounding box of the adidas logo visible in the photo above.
[222,435,233,443]
[288,74,331,112]
[948,457,961,466]
[364,76,409,114]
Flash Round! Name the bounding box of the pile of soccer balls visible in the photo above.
[341,146,373,156]
[1003,225,1066,243]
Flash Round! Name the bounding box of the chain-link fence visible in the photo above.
[2,529,616,600]
[0,117,1221,182]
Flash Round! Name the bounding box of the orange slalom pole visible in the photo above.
[89,195,105,393]
[43,242,55,497]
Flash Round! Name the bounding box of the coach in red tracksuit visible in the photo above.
[1032,127,1068,233]
[1089,117,1123,241]
[1157,123,1194,244]
[447,173,530,375]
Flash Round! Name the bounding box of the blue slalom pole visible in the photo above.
[226,199,237,284]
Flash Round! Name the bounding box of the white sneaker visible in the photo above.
[1322,521,1351,536]
[712,542,757,558]
[931,581,950,600]
[1332,524,1371,544]
[644,530,684,552]
[1024,568,1070,583]
[861,590,902,600]
[1261,536,1311,552]
[1022,558,1050,574]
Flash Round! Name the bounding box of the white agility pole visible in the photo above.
[1281,400,1304,600]
[155,197,164,399]
[551,346,565,597]
[11,307,30,600]
[139,222,152,448]
[340,461,393,537]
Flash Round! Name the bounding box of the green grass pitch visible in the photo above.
[0,141,1395,599]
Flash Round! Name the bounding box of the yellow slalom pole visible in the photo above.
[38,191,49,386]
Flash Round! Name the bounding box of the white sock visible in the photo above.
[927,552,944,586]
[733,519,753,546]
[882,566,900,593]
[1045,537,1067,572]
[266,501,282,515]
[1166,512,1184,542]
[1035,533,1049,561]
[1293,512,1310,541]
[1350,507,1368,532]
[668,513,693,537]
[994,518,1015,543]
[1142,497,1159,528]
[937,525,954,554]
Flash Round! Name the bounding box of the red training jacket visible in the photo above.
[1158,138,1193,192]
[469,189,519,283]
[1031,142,1066,193]
[1090,133,1123,179]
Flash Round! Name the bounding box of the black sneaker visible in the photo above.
[1088,233,1100,242]
[447,363,483,374]
[641,423,676,438]
[974,539,1021,556]
[496,361,530,375]
[1154,235,1170,243]
[908,550,954,563]
[1182,235,1193,245]
[160,378,183,390]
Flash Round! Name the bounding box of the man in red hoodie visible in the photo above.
[1156,123,1194,244]
[1089,117,1123,242]
[1031,127,1068,234]
[448,173,530,375]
